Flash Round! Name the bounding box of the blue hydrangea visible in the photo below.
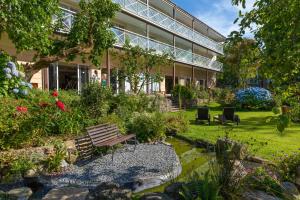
[236,87,272,108]
[7,61,16,71]
[11,69,19,77]
[20,89,28,96]
[3,67,11,74]
[5,73,12,79]
[20,81,26,86]
[26,83,33,89]
[13,88,19,94]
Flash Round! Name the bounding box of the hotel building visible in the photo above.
[0,0,226,94]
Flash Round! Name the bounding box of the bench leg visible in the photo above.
[111,146,115,163]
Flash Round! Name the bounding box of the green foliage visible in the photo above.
[242,167,284,198]
[117,40,170,94]
[278,152,300,183]
[80,83,113,118]
[218,39,261,88]
[180,170,222,200]
[0,51,32,97]
[172,85,196,100]
[211,88,235,106]
[10,156,35,177]
[0,0,120,79]
[165,113,189,135]
[128,112,166,142]
[231,0,300,86]
[43,140,66,173]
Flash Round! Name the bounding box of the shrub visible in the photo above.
[277,152,300,183]
[0,51,32,97]
[236,87,273,109]
[172,85,196,101]
[212,88,235,106]
[43,140,66,173]
[165,113,189,135]
[127,112,166,142]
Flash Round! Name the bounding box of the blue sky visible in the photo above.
[171,0,255,37]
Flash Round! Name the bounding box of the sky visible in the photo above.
[171,0,255,37]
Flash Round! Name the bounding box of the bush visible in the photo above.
[172,85,196,101]
[212,88,235,106]
[43,140,66,173]
[277,152,300,183]
[128,112,166,142]
[236,87,273,109]
[165,113,189,135]
[0,51,32,97]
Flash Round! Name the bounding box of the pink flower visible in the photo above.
[56,101,65,111]
[16,106,28,113]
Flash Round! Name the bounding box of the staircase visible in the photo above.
[168,97,180,112]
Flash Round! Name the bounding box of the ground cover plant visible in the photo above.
[175,103,300,160]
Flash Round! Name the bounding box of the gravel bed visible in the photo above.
[40,143,181,191]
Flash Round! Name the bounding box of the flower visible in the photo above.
[56,100,65,111]
[16,106,28,113]
[12,88,19,94]
[20,81,26,86]
[3,68,11,74]
[19,71,25,78]
[20,89,28,96]
[7,61,16,71]
[11,69,19,77]
[52,90,58,97]
[5,73,12,79]
[26,83,33,89]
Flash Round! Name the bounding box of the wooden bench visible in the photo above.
[76,123,136,162]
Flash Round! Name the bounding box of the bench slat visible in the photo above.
[87,125,118,133]
[88,127,119,137]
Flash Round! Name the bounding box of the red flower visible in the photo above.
[52,90,58,97]
[56,100,65,111]
[16,106,28,113]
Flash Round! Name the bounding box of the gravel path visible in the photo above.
[40,143,181,191]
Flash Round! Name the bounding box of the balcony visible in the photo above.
[54,7,76,33]
[112,27,223,72]
[112,0,224,54]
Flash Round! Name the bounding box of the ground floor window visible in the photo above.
[48,63,89,92]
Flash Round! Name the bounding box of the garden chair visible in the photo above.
[214,107,240,125]
[195,106,211,125]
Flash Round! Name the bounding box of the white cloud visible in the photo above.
[195,0,255,37]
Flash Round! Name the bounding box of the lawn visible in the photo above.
[175,103,300,161]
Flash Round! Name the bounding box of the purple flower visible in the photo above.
[7,61,16,71]
[3,68,11,74]
[20,89,28,96]
[11,69,19,77]
[26,83,33,89]
[20,81,26,86]
[5,73,12,79]
[13,88,19,94]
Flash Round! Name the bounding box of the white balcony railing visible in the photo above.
[112,27,223,71]
[53,7,76,33]
[112,0,224,54]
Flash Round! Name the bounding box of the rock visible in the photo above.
[7,187,33,200]
[281,182,299,199]
[60,159,69,168]
[216,138,247,162]
[140,193,173,200]
[243,190,281,200]
[164,182,183,200]
[86,182,132,200]
[43,187,89,200]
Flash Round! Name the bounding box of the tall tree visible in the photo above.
[118,41,170,94]
[218,38,261,88]
[0,0,120,81]
[231,0,300,86]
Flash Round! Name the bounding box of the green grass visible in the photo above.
[175,103,300,161]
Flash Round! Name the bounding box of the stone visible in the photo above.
[216,138,247,162]
[140,193,173,200]
[243,190,281,200]
[7,187,33,200]
[86,182,132,200]
[60,159,69,168]
[42,187,89,200]
[164,182,183,200]
[281,182,299,199]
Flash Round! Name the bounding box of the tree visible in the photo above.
[231,0,300,86]
[118,40,171,94]
[218,38,261,88]
[0,0,120,81]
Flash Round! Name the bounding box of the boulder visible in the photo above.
[243,190,281,200]
[140,193,173,200]
[86,182,132,200]
[7,187,33,200]
[281,182,299,199]
[43,187,89,200]
[164,182,183,200]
